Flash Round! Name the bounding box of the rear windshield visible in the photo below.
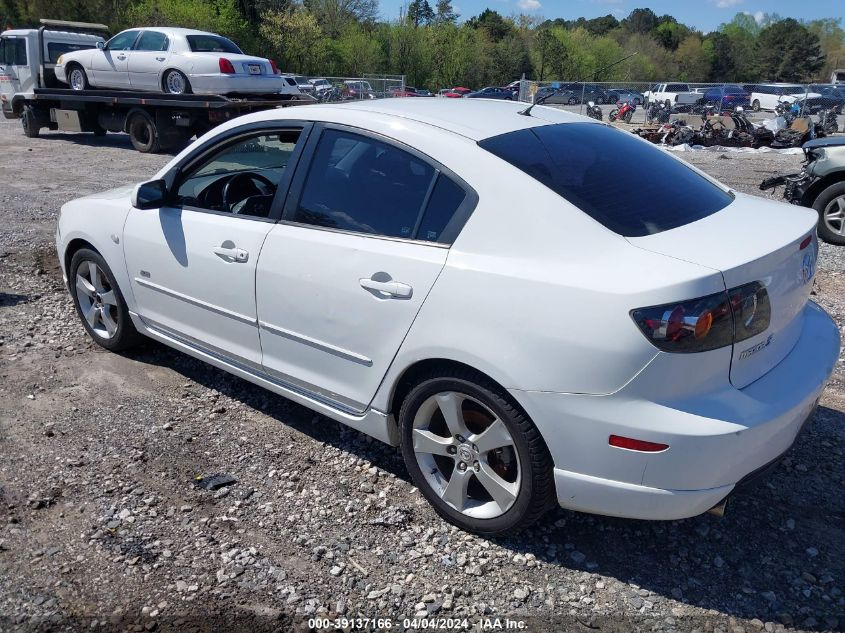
[479,123,734,237]
[186,35,242,54]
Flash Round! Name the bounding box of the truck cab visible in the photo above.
[0,19,105,118]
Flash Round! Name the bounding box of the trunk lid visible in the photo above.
[627,193,818,388]
[205,52,273,75]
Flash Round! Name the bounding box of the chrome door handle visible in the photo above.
[359,277,412,298]
[213,246,248,262]
[116,54,126,60]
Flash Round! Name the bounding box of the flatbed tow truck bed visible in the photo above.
[16,88,312,153]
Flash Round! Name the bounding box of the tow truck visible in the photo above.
[0,19,311,152]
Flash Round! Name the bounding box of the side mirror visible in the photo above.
[132,179,167,210]
[96,41,105,49]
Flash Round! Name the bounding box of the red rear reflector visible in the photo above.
[219,58,235,74]
[609,435,669,452]
[799,235,812,250]
[269,59,279,74]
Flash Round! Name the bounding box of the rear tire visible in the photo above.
[568,97,577,105]
[127,112,161,153]
[398,369,555,536]
[69,248,142,352]
[813,182,845,246]
[162,69,192,95]
[752,99,761,112]
[21,105,40,138]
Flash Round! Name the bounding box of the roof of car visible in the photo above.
[119,27,222,37]
[300,98,588,141]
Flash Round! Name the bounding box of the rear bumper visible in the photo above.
[512,301,840,520]
[187,74,290,95]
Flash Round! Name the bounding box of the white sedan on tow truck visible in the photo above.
[56,98,839,536]
[55,27,294,96]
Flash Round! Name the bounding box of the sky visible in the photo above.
[378,0,842,33]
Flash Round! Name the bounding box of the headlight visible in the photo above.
[57,55,63,65]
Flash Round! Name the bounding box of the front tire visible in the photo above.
[67,65,90,91]
[398,370,555,536]
[21,105,40,137]
[69,248,142,351]
[813,182,845,246]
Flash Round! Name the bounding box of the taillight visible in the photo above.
[269,59,279,74]
[631,281,770,353]
[219,58,235,74]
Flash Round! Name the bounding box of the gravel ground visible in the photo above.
[0,116,843,633]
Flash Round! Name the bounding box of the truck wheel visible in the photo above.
[752,99,761,112]
[163,70,192,95]
[21,105,40,138]
[813,182,845,246]
[664,99,672,108]
[68,65,90,91]
[128,112,161,153]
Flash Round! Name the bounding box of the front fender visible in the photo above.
[57,196,137,313]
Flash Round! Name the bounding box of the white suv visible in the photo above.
[744,83,812,111]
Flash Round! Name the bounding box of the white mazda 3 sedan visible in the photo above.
[56,99,840,535]
[55,28,292,96]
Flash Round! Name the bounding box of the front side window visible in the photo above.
[293,129,437,239]
[186,35,241,54]
[175,130,301,217]
[0,37,27,66]
[135,31,169,52]
[106,31,139,51]
[479,123,734,237]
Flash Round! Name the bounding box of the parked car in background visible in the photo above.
[390,86,421,97]
[55,27,288,95]
[743,84,810,111]
[57,98,838,536]
[643,82,700,108]
[342,80,376,100]
[533,84,579,105]
[702,84,751,110]
[414,88,433,97]
[451,87,472,96]
[807,85,845,114]
[556,82,613,104]
[308,77,332,97]
[607,88,644,105]
[287,75,315,97]
[438,88,463,98]
[761,137,845,245]
[465,86,513,100]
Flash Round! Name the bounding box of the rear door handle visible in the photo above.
[156,56,166,62]
[359,277,413,298]
[116,54,126,60]
[213,246,249,262]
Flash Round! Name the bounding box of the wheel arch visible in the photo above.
[63,237,100,282]
[386,357,531,424]
[803,171,845,207]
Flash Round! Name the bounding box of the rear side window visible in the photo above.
[294,129,435,239]
[479,123,733,237]
[47,42,94,63]
[135,31,169,52]
[417,174,467,242]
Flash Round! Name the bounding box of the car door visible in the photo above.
[90,30,138,88]
[123,124,310,368]
[128,30,170,90]
[255,125,476,413]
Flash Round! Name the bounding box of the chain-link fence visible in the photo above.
[517,79,844,133]
[281,74,406,102]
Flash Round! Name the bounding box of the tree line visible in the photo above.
[3,1,843,89]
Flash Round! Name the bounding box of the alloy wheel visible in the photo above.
[165,71,186,94]
[69,68,85,90]
[411,391,521,519]
[824,195,845,236]
[75,261,119,339]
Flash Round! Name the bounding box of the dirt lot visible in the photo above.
[0,116,843,633]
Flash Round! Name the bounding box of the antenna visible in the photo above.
[519,51,639,117]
